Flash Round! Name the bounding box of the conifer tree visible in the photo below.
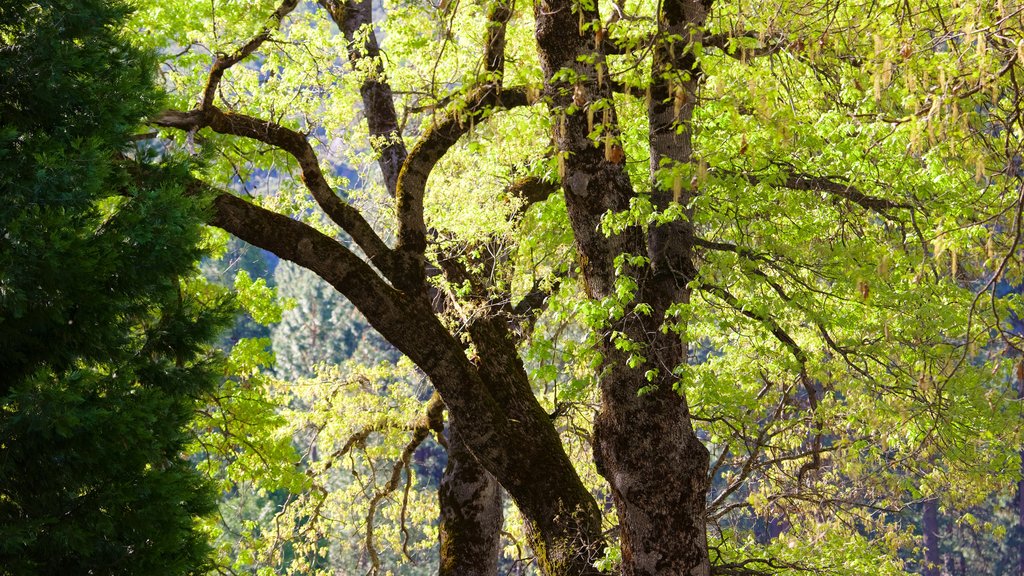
[0,0,229,573]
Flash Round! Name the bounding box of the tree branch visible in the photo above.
[395,85,530,255]
[780,172,912,214]
[508,176,559,215]
[152,107,403,282]
[483,0,514,78]
[703,30,787,61]
[698,280,823,485]
[365,393,443,574]
[318,0,408,196]
[720,168,913,217]
[201,0,300,108]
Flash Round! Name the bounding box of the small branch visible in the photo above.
[201,0,299,108]
[508,176,559,216]
[364,394,442,575]
[698,282,808,366]
[703,30,787,61]
[699,281,824,486]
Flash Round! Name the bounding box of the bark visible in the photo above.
[535,1,712,574]
[207,192,603,574]
[1018,359,1024,576]
[922,497,940,576]
[317,0,407,197]
[439,420,503,576]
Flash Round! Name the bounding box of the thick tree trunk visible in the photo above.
[466,315,605,575]
[439,419,503,576]
[594,342,711,576]
[534,1,713,574]
[209,193,605,576]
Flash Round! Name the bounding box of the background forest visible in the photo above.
[5,0,1024,575]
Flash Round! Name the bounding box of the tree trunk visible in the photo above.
[1018,359,1024,576]
[922,497,940,576]
[439,419,503,576]
[534,1,713,574]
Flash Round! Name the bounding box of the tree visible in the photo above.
[135,0,1024,574]
[0,0,229,572]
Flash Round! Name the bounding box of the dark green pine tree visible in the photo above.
[0,0,230,573]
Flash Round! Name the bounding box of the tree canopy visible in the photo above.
[117,0,1024,574]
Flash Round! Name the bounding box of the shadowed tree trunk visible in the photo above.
[923,497,940,576]
[439,420,503,576]
[1018,360,1023,576]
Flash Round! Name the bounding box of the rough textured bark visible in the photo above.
[438,420,503,576]
[206,191,603,574]
[534,1,712,574]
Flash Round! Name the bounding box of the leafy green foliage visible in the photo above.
[127,0,1024,572]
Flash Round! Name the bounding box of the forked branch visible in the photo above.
[201,0,300,108]
[153,107,403,282]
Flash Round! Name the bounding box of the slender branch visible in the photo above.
[201,0,300,108]
[698,281,823,485]
[395,85,530,255]
[703,30,787,61]
[508,176,559,215]
[719,168,913,217]
[365,394,443,574]
[698,283,808,366]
